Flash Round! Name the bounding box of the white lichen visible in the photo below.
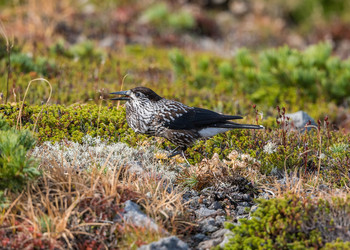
[31,135,180,181]
[263,142,277,154]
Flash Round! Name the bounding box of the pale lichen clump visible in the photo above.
[31,135,181,181]
[263,141,277,154]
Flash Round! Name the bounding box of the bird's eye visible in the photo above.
[135,92,141,98]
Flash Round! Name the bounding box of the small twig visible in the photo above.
[299,149,313,176]
[305,125,322,191]
[283,152,294,189]
[97,96,104,136]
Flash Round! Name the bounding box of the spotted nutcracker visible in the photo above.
[110,87,263,157]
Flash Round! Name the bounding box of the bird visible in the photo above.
[110,87,264,158]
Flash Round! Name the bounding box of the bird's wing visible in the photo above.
[164,106,243,130]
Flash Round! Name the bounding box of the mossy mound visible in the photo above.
[224,194,350,249]
[0,103,138,144]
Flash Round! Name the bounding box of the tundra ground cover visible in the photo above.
[1,0,350,248]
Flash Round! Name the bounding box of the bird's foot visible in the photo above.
[167,147,191,166]
[167,146,182,158]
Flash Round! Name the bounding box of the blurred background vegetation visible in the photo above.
[0,0,349,130]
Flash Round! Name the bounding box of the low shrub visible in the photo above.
[141,3,195,32]
[0,115,40,191]
[223,194,350,249]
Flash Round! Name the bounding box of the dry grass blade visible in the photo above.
[133,175,192,234]
[0,192,23,225]
[16,78,52,130]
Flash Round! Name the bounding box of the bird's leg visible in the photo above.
[181,150,191,166]
[167,146,187,158]
[167,146,191,165]
[167,146,181,158]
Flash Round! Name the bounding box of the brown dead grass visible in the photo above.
[0,151,189,249]
[176,151,350,203]
[1,0,77,45]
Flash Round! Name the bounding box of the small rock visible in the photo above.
[192,233,208,242]
[236,214,249,220]
[236,206,249,215]
[123,200,158,231]
[250,205,258,214]
[219,231,235,248]
[198,238,222,250]
[248,205,258,219]
[183,190,199,201]
[215,215,226,226]
[211,228,231,238]
[209,201,223,210]
[242,193,252,201]
[138,236,189,250]
[286,111,316,131]
[237,201,250,207]
[189,197,200,209]
[195,207,217,218]
[200,218,218,233]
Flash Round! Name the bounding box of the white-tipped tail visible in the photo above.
[198,127,230,137]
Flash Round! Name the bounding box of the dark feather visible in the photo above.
[165,107,243,130]
[211,122,264,130]
[132,87,162,101]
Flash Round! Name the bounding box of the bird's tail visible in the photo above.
[214,122,264,130]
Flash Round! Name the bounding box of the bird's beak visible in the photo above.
[110,90,131,101]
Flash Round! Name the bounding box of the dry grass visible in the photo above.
[16,78,52,130]
[176,151,262,191]
[176,150,350,204]
[0,148,189,249]
[1,0,77,45]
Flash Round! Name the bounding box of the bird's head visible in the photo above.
[110,87,162,103]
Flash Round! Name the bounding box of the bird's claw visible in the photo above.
[167,146,186,158]
[167,146,181,158]
[167,150,182,158]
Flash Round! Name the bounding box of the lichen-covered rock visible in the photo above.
[123,200,159,231]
